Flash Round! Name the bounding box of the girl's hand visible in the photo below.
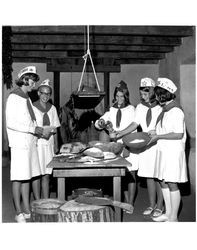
[116,131,123,139]
[42,132,52,140]
[35,126,44,136]
[148,130,156,136]
[97,119,105,129]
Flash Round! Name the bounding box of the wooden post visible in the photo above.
[113,176,121,222]
[57,178,66,201]
[53,71,60,111]
[104,72,110,111]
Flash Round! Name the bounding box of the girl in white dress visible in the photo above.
[6,66,43,222]
[33,79,60,198]
[95,81,138,209]
[149,78,188,222]
[117,78,163,217]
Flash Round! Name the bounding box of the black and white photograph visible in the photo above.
[0,1,196,250]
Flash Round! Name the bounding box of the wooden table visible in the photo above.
[47,156,132,222]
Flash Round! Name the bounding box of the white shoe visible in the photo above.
[15,213,26,223]
[143,206,155,215]
[23,213,31,219]
[152,214,169,222]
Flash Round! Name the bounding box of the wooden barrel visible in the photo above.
[58,200,114,222]
[31,198,65,222]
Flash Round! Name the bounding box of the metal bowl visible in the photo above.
[122,132,151,152]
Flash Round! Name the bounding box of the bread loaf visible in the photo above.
[88,141,123,155]
[83,147,104,158]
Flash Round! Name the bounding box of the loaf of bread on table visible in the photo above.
[83,147,104,158]
[88,141,123,155]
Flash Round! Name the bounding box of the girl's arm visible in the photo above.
[116,122,138,139]
[149,132,184,144]
[95,110,111,129]
[157,132,184,140]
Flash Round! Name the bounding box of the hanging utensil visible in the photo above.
[72,25,105,109]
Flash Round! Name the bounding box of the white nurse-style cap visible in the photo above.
[38,79,52,91]
[18,66,39,81]
[157,78,177,93]
[140,78,155,87]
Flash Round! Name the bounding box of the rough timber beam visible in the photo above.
[46,63,121,72]
[12,44,174,53]
[12,51,68,58]
[11,26,194,37]
[12,57,159,65]
[11,35,182,46]
[67,51,165,60]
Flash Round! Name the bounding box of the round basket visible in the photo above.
[58,200,114,222]
[31,198,65,222]
[122,132,151,153]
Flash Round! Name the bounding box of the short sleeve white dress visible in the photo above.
[134,103,162,177]
[153,107,188,183]
[6,93,41,181]
[33,104,61,175]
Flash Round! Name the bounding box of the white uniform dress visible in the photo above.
[33,104,61,175]
[95,105,138,171]
[153,107,188,183]
[6,93,41,181]
[134,103,162,177]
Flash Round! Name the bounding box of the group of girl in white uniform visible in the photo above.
[96,78,188,222]
[6,66,60,223]
[6,65,187,223]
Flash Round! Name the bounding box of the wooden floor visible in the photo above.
[1,158,196,223]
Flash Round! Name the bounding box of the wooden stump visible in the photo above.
[58,200,114,222]
[31,198,65,222]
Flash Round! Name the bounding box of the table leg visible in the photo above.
[113,176,121,222]
[58,177,65,201]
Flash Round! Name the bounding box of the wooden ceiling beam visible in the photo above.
[50,58,115,65]
[115,59,159,64]
[11,26,194,37]
[11,35,182,46]
[12,44,174,53]
[12,49,165,59]
[12,51,68,58]
[67,51,165,59]
[46,63,121,72]
[12,57,159,65]
[13,57,51,63]
[98,51,165,59]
